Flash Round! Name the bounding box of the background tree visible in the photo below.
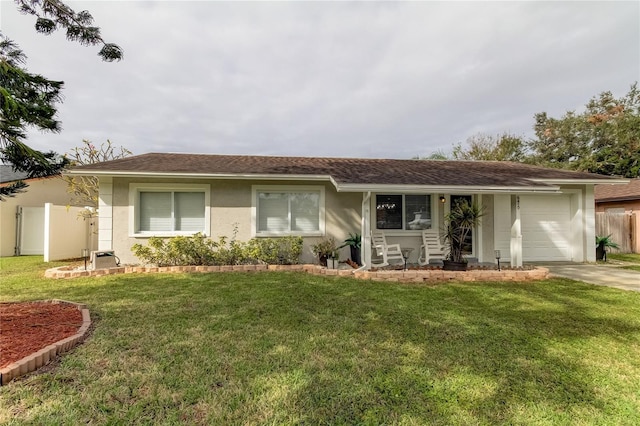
[0,37,69,200]
[414,150,451,160]
[1,0,122,199]
[530,83,640,178]
[64,139,131,207]
[452,133,527,162]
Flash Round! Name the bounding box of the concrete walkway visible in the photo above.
[543,263,640,292]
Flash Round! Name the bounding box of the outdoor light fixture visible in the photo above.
[495,250,501,271]
[439,196,446,203]
[82,248,90,271]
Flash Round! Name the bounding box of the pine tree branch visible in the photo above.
[14,0,123,61]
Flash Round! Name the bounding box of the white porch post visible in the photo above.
[361,192,372,269]
[98,177,113,251]
[584,186,596,262]
[510,195,523,267]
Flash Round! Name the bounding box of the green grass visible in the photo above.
[607,253,640,271]
[608,252,640,263]
[2,257,640,425]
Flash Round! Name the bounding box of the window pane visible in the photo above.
[406,195,431,230]
[376,195,402,229]
[175,192,205,231]
[258,193,289,232]
[140,192,172,232]
[291,192,320,232]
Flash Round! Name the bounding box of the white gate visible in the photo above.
[16,206,45,255]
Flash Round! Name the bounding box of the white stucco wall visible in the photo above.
[105,178,596,266]
[110,178,363,265]
[0,177,75,257]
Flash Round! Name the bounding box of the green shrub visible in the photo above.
[245,236,303,265]
[131,233,303,266]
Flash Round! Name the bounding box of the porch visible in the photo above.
[349,190,594,271]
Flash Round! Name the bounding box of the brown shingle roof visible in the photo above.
[595,178,640,202]
[71,153,623,188]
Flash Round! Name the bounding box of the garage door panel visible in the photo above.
[521,195,572,261]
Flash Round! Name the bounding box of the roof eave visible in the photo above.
[65,170,340,187]
[66,170,330,180]
[533,178,630,185]
[334,183,562,194]
[595,196,640,203]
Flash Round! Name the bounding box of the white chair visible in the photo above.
[371,231,405,267]
[418,229,446,266]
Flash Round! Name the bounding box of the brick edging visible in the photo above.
[0,300,91,386]
[45,263,549,282]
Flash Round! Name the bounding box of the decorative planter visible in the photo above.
[350,247,362,266]
[319,255,328,267]
[442,260,468,271]
[596,246,606,261]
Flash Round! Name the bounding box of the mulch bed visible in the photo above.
[0,302,83,369]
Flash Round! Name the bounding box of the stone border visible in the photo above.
[45,264,548,282]
[0,299,91,386]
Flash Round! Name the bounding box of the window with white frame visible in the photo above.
[376,194,432,230]
[130,184,210,236]
[253,186,324,236]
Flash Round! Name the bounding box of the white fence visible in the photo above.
[15,203,97,261]
[43,204,97,261]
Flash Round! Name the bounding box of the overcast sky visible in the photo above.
[1,1,638,160]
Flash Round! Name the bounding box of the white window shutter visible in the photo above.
[291,192,320,232]
[258,193,289,232]
[140,192,172,232]
[175,192,205,231]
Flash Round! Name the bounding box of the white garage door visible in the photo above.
[520,195,572,261]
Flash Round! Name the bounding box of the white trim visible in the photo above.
[533,178,630,185]
[68,169,336,182]
[337,184,562,194]
[98,177,113,250]
[510,195,523,267]
[477,194,483,263]
[357,192,372,272]
[251,185,325,237]
[564,189,584,262]
[128,183,211,237]
[584,186,596,262]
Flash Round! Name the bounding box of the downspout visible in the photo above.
[354,191,371,273]
[14,206,22,256]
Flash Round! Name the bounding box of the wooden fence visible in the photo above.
[595,212,637,253]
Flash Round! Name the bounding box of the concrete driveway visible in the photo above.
[543,263,640,292]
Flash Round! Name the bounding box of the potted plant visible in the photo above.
[596,234,619,261]
[339,233,361,266]
[311,237,337,267]
[442,199,484,271]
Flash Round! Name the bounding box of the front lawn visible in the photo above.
[608,253,640,271]
[608,253,640,263]
[2,257,640,424]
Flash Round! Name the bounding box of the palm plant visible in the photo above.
[596,234,620,261]
[442,199,484,270]
[339,233,362,265]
